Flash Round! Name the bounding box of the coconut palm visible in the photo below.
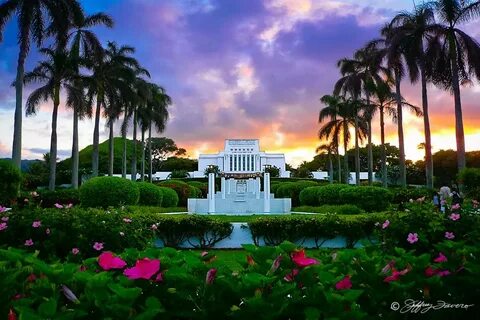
[316,143,336,184]
[318,95,342,182]
[0,0,83,168]
[388,6,437,188]
[24,48,82,190]
[427,0,480,173]
[64,12,113,187]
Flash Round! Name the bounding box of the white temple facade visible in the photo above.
[192,139,290,178]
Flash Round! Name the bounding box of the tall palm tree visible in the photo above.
[65,12,113,187]
[24,48,82,190]
[427,0,480,174]
[388,6,437,188]
[0,0,82,168]
[318,95,342,182]
[316,143,336,184]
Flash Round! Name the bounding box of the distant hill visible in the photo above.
[58,137,142,174]
[0,158,42,172]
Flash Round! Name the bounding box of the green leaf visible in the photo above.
[38,298,57,317]
[108,283,142,301]
[304,307,321,320]
[242,244,257,253]
[342,289,363,302]
[279,241,297,253]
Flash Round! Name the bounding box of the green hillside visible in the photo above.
[58,138,143,175]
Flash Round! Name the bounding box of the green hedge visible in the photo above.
[158,187,179,207]
[186,181,208,198]
[137,182,163,206]
[37,189,80,208]
[294,204,363,215]
[0,159,21,206]
[459,168,480,198]
[80,176,140,208]
[390,187,433,204]
[299,184,352,206]
[338,186,392,212]
[157,180,200,206]
[276,181,318,207]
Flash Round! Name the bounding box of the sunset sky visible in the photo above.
[1,0,480,167]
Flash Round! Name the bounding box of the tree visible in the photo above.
[148,137,186,171]
[64,11,113,188]
[316,143,335,183]
[204,165,220,177]
[428,0,480,174]
[24,48,82,190]
[0,0,82,168]
[264,165,280,178]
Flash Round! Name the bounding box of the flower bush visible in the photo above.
[36,188,80,208]
[1,240,479,319]
[80,176,140,208]
[294,204,364,215]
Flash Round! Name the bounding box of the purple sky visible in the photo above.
[0,0,480,166]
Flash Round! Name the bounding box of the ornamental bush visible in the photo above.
[137,182,163,206]
[299,184,353,206]
[158,187,179,207]
[276,181,318,207]
[458,168,480,197]
[157,180,199,206]
[186,181,208,198]
[294,204,363,215]
[339,186,392,212]
[0,159,22,206]
[80,176,140,208]
[37,188,80,208]
[390,187,433,204]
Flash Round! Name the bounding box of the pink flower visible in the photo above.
[284,268,299,282]
[291,249,319,268]
[1,216,8,222]
[93,242,104,251]
[65,203,73,209]
[425,266,438,277]
[27,273,37,282]
[384,266,410,282]
[98,252,127,270]
[335,275,352,290]
[247,255,255,266]
[206,268,217,284]
[434,252,448,263]
[201,251,209,257]
[382,220,390,229]
[32,220,41,228]
[151,224,158,230]
[437,270,451,277]
[54,203,63,209]
[0,222,7,231]
[155,272,164,282]
[72,248,80,255]
[451,203,461,210]
[445,231,455,240]
[449,213,460,221]
[269,255,283,274]
[0,206,7,213]
[124,258,160,280]
[45,228,51,235]
[123,218,132,223]
[381,260,395,274]
[407,233,418,244]
[25,239,34,246]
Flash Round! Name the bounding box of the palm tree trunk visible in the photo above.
[131,109,137,181]
[380,106,387,188]
[336,143,341,182]
[449,36,466,174]
[343,122,349,184]
[420,64,433,189]
[148,122,153,182]
[92,97,102,177]
[122,127,127,179]
[12,43,27,168]
[141,130,145,181]
[354,116,360,186]
[328,152,333,184]
[71,109,79,189]
[395,72,406,187]
[49,86,60,191]
[366,94,373,185]
[108,121,114,176]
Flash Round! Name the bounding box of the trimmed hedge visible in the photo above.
[0,159,22,206]
[157,180,200,206]
[276,181,318,207]
[80,176,140,208]
[339,186,393,212]
[137,182,163,206]
[37,189,80,208]
[459,168,480,198]
[294,204,363,215]
[186,181,208,198]
[390,187,433,204]
[299,184,352,206]
[158,187,179,207]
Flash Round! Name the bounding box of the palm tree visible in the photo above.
[318,95,342,182]
[65,12,113,187]
[388,6,437,188]
[316,143,336,183]
[427,0,480,174]
[24,48,82,190]
[0,0,82,168]
[319,95,367,184]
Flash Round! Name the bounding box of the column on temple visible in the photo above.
[256,176,261,199]
[227,178,232,194]
[263,172,270,212]
[221,176,226,199]
[208,173,215,213]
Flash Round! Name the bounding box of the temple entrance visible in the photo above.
[236,180,247,193]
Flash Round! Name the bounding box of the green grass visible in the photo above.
[127,206,187,214]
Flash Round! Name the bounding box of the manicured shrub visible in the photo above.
[390,187,433,204]
[80,176,140,208]
[276,181,318,207]
[459,168,480,197]
[299,184,352,206]
[157,180,198,206]
[37,188,80,208]
[0,159,22,205]
[294,204,363,215]
[158,187,179,207]
[137,182,163,206]
[186,181,208,197]
[339,186,392,212]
